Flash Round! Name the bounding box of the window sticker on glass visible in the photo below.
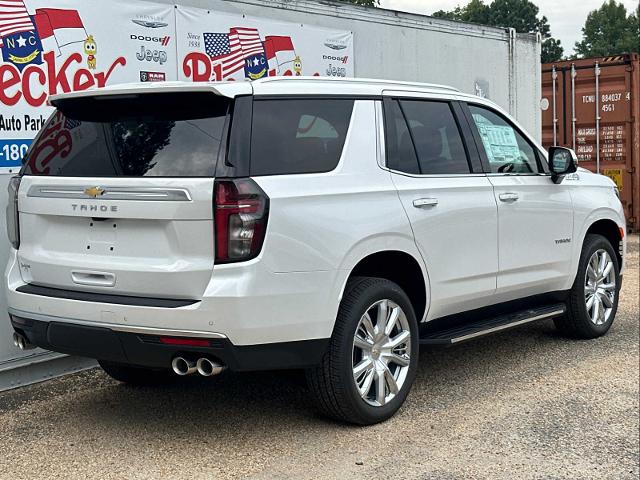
[472,114,521,164]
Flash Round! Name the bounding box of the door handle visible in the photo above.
[413,198,438,208]
[499,192,519,202]
[71,270,116,287]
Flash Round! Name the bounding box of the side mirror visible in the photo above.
[548,146,578,183]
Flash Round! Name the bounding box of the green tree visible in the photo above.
[433,0,491,24]
[635,5,640,52]
[432,0,563,62]
[575,0,637,57]
[542,37,564,63]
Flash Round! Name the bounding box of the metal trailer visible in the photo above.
[0,0,542,391]
[542,54,639,232]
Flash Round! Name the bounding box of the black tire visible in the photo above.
[99,360,174,385]
[306,277,419,425]
[554,234,621,339]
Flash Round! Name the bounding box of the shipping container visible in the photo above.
[542,54,639,232]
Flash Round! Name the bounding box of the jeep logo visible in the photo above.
[130,34,170,46]
[136,46,168,65]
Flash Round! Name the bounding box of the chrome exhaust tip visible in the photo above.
[196,357,226,377]
[12,332,35,350]
[171,356,197,376]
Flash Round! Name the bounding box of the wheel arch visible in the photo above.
[341,250,429,323]
[583,218,624,268]
[569,216,625,287]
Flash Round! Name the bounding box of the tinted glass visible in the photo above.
[250,99,354,176]
[399,100,470,175]
[22,93,229,177]
[384,99,420,174]
[468,105,540,174]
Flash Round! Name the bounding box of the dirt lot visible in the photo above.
[0,235,638,480]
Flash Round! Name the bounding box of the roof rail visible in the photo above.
[253,76,460,92]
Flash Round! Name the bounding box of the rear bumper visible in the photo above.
[10,312,329,371]
[6,248,347,345]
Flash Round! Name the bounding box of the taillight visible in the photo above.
[214,178,269,263]
[6,176,20,250]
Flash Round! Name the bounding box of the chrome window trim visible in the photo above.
[374,100,386,170]
[27,185,192,201]
[379,169,553,179]
[486,172,553,178]
[385,170,489,179]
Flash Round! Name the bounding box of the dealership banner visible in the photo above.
[0,1,354,172]
[176,6,353,82]
[0,0,176,171]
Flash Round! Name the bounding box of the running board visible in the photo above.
[419,303,566,346]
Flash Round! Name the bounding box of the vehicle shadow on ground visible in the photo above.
[22,314,633,438]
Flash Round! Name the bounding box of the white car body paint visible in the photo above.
[5,78,626,350]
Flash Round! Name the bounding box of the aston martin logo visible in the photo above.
[84,186,105,198]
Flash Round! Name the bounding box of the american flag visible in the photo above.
[0,0,35,47]
[204,27,265,78]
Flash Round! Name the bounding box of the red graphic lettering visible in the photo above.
[94,56,126,87]
[183,52,211,82]
[45,51,81,95]
[73,69,95,91]
[27,112,72,174]
[0,64,21,106]
[21,66,47,106]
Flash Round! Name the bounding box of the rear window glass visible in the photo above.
[22,92,229,177]
[250,99,354,176]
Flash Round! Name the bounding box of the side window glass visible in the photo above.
[296,115,338,139]
[399,100,471,175]
[384,99,420,174]
[250,99,354,176]
[468,105,540,174]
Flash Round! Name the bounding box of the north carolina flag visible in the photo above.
[34,8,86,48]
[264,36,296,75]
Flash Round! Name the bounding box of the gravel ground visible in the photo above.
[1,236,638,480]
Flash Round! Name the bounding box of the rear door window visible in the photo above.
[384,99,471,175]
[22,92,230,177]
[250,99,354,176]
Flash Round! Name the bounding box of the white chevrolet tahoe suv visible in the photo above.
[6,78,626,425]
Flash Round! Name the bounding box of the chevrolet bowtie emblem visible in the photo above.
[84,186,105,198]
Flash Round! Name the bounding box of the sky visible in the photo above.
[378,0,639,54]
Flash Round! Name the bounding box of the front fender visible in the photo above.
[568,206,626,288]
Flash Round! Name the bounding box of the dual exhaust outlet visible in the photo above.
[13,330,225,377]
[13,332,35,351]
[171,356,226,377]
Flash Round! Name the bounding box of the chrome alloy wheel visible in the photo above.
[585,249,617,326]
[352,299,412,407]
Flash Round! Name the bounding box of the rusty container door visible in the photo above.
[542,54,639,232]
[541,64,566,149]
